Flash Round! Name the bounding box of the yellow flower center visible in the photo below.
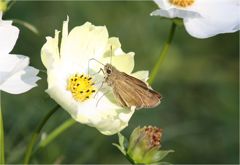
[67,73,96,102]
[169,0,195,7]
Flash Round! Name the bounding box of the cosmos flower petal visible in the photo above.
[151,0,201,19]
[0,12,19,55]
[105,37,127,56]
[73,92,135,135]
[0,55,29,76]
[46,81,79,117]
[107,37,121,53]
[151,0,240,38]
[60,16,69,52]
[151,8,200,19]
[0,55,40,94]
[96,37,135,74]
[101,53,135,74]
[41,30,60,69]
[0,14,40,94]
[131,70,149,82]
[60,22,109,67]
[184,1,240,38]
[0,55,32,86]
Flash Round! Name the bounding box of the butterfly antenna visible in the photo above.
[88,58,105,66]
[88,58,105,75]
[110,45,113,64]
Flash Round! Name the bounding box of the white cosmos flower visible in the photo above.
[151,0,240,38]
[41,17,149,135]
[0,12,40,94]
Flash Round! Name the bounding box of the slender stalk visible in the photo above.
[23,105,60,164]
[148,23,177,84]
[6,0,16,12]
[38,118,76,149]
[13,19,39,35]
[125,154,135,164]
[0,92,5,164]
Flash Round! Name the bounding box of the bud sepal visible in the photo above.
[112,132,128,156]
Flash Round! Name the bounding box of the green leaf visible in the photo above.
[112,143,126,155]
[127,126,141,153]
[154,150,174,162]
[143,148,174,164]
[112,132,128,155]
[118,132,125,147]
[13,19,39,35]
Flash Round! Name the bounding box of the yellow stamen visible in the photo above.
[67,73,96,102]
[169,0,195,7]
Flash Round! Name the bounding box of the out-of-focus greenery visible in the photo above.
[2,1,238,164]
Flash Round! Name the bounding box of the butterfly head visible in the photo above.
[104,63,113,75]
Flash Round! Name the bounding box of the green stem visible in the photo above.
[38,118,76,149]
[148,23,176,84]
[6,0,16,12]
[23,105,60,164]
[0,92,5,164]
[125,153,135,164]
[13,19,39,35]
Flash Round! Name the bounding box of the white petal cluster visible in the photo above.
[0,12,40,94]
[151,0,240,38]
[41,17,149,135]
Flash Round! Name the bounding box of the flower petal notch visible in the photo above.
[0,12,40,94]
[151,0,240,38]
[41,17,149,135]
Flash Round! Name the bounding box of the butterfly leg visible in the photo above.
[96,90,111,108]
[89,68,104,77]
[94,80,105,98]
[87,58,105,75]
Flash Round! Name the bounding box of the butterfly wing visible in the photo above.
[113,72,161,109]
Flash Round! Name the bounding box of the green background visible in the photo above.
[2,1,239,164]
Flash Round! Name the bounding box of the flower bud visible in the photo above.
[126,126,173,164]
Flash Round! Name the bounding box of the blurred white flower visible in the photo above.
[151,0,240,38]
[0,12,40,94]
[41,17,149,135]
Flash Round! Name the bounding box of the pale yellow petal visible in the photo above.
[41,30,60,69]
[99,37,135,74]
[60,16,69,54]
[72,92,135,135]
[60,22,109,66]
[131,70,149,82]
[100,52,135,74]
